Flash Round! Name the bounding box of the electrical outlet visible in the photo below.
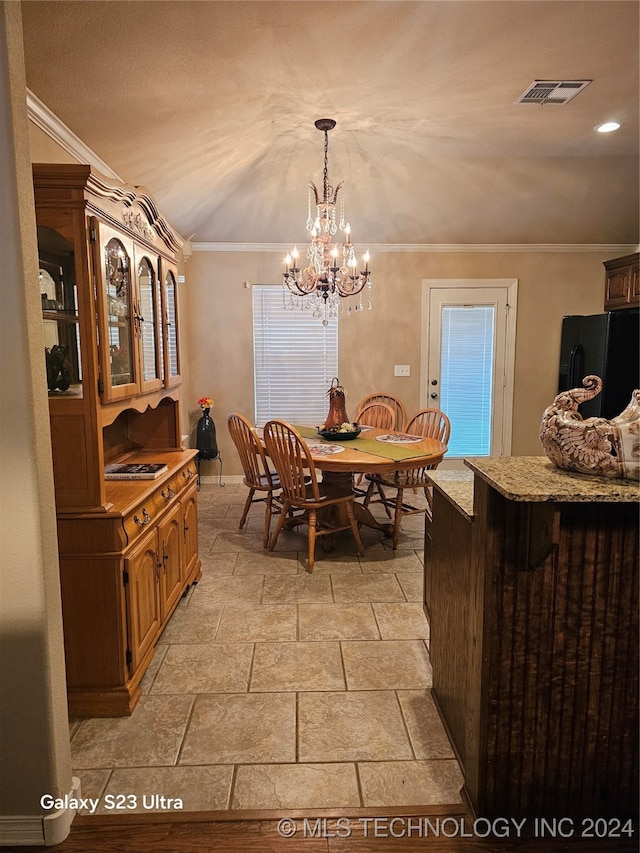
[394,364,410,377]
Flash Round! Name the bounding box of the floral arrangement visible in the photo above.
[197,396,215,411]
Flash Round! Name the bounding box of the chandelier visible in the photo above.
[283,118,371,325]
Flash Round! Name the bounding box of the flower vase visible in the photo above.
[196,408,219,458]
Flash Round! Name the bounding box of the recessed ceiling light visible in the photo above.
[595,121,622,133]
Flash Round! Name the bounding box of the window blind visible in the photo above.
[253,287,338,426]
[440,305,495,457]
[138,278,158,381]
[165,272,178,377]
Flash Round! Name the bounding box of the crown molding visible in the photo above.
[192,242,638,254]
[26,89,122,181]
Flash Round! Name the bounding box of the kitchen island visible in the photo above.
[426,456,639,820]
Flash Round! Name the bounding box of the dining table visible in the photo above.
[262,423,447,538]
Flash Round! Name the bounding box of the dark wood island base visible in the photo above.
[426,457,639,822]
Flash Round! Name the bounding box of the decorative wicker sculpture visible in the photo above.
[539,374,639,480]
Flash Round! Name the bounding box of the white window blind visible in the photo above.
[165,272,178,377]
[138,271,158,382]
[253,287,338,425]
[440,305,495,457]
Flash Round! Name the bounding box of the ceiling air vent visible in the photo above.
[516,80,591,105]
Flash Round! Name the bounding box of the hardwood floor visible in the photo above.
[12,810,638,852]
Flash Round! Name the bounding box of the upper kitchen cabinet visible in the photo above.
[603,253,639,311]
[33,164,185,510]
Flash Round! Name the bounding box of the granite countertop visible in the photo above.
[429,470,475,519]
[464,456,640,503]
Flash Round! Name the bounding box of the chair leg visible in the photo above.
[239,488,255,530]
[307,509,317,573]
[392,488,404,550]
[268,500,289,552]
[362,479,376,507]
[377,483,393,517]
[346,501,365,556]
[263,493,272,548]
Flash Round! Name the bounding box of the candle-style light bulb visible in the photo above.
[291,247,299,266]
[363,250,370,272]
[344,223,351,244]
[285,254,291,270]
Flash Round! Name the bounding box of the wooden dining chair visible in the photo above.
[352,401,397,495]
[355,401,396,430]
[227,412,282,548]
[263,420,364,573]
[356,393,407,432]
[362,408,450,549]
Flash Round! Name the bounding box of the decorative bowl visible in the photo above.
[317,425,361,441]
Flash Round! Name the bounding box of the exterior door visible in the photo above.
[422,279,517,465]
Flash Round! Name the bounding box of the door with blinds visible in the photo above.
[422,280,517,465]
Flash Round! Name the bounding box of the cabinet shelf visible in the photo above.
[42,310,79,322]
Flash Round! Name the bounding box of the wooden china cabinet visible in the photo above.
[33,164,201,717]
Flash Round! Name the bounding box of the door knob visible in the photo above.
[430,393,438,399]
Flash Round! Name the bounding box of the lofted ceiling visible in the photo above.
[20,0,639,247]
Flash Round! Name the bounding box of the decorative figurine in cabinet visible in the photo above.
[33,164,200,716]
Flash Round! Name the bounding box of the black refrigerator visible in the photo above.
[558,309,639,419]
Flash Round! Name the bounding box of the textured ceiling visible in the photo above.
[20,0,639,246]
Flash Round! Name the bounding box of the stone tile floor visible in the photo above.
[69,482,464,814]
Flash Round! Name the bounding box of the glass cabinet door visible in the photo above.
[135,251,163,393]
[96,222,138,401]
[38,225,83,397]
[161,264,181,387]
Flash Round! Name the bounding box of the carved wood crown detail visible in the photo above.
[86,170,183,254]
[122,209,155,241]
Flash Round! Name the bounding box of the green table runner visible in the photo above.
[294,425,430,462]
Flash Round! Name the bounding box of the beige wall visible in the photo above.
[182,248,608,477]
[24,117,623,480]
[1,2,73,842]
[28,122,77,164]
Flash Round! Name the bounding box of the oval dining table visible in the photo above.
[282,424,447,537]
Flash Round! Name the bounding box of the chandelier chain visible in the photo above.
[323,129,329,202]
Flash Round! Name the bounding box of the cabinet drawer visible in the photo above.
[176,460,198,490]
[123,498,163,546]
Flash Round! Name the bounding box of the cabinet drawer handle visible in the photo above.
[161,487,175,500]
[183,468,194,480]
[134,508,152,526]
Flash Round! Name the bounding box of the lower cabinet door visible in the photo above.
[181,481,199,578]
[125,527,161,674]
[158,501,184,619]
